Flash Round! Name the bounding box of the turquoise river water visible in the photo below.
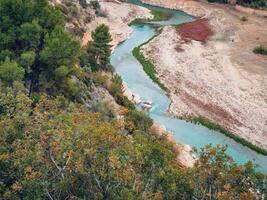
[110,0,267,172]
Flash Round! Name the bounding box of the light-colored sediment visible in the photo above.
[122,82,142,104]
[82,0,152,48]
[140,0,267,149]
[151,124,196,168]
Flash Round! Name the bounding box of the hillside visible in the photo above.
[0,0,266,199]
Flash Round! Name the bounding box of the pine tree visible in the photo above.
[86,24,112,71]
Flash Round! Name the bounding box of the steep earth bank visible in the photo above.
[140,0,267,149]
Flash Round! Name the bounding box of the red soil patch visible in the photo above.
[176,18,213,42]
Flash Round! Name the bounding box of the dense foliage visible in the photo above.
[0,85,265,199]
[237,0,267,8]
[0,0,81,98]
[80,24,113,71]
[0,91,191,199]
[0,0,266,199]
[208,0,267,8]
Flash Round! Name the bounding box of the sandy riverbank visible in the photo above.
[82,0,152,48]
[140,0,267,150]
[151,124,196,168]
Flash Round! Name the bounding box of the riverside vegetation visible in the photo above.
[132,29,170,93]
[193,117,267,155]
[208,0,267,8]
[0,0,266,199]
[129,10,171,25]
[253,45,267,55]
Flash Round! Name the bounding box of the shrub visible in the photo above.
[126,110,153,132]
[79,0,88,8]
[91,71,107,86]
[240,16,248,21]
[253,45,267,55]
[69,4,79,17]
[91,102,115,121]
[0,59,25,86]
[208,0,228,3]
[109,75,135,110]
[90,0,100,10]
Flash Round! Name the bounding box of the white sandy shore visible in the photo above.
[82,0,152,49]
[140,0,267,150]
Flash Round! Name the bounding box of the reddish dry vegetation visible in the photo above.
[176,18,213,42]
[180,91,242,127]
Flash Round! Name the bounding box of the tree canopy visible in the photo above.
[0,0,79,97]
[81,24,112,71]
[0,59,25,86]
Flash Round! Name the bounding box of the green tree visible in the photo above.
[19,51,36,73]
[0,59,24,86]
[86,24,112,70]
[40,26,80,96]
[0,0,72,94]
[40,26,80,67]
[19,21,43,50]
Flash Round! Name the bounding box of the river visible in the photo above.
[110,0,267,173]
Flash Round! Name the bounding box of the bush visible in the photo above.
[238,0,267,8]
[69,4,79,17]
[253,45,267,55]
[126,110,153,132]
[79,0,88,8]
[91,71,107,86]
[109,75,135,110]
[90,0,100,10]
[240,16,248,21]
[91,102,115,121]
[0,59,25,86]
